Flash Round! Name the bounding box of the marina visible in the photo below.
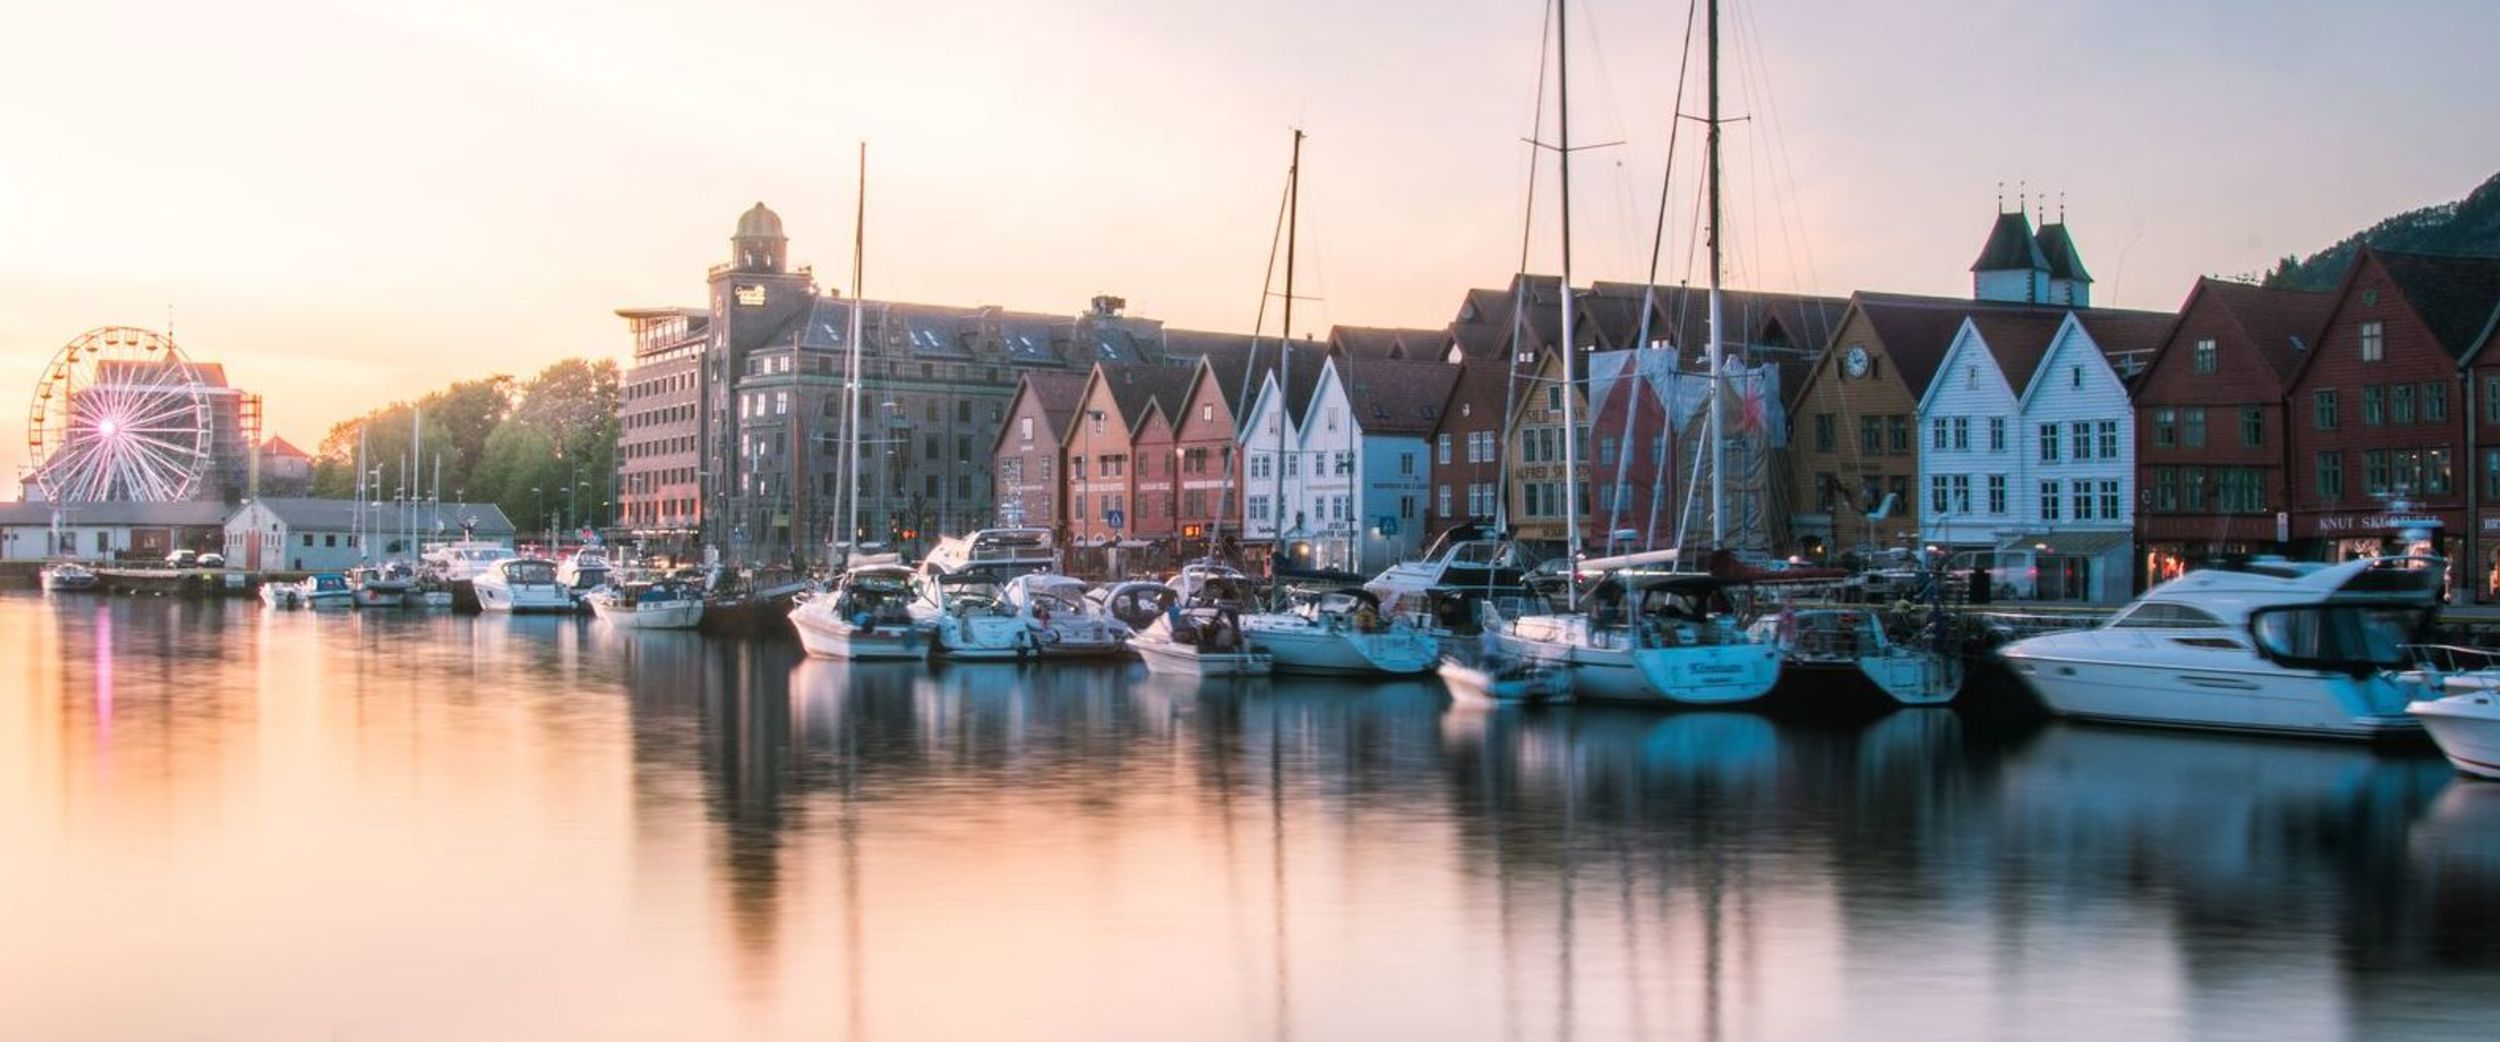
[2,591,2494,1041]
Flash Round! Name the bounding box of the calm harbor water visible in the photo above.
[3,593,2495,1041]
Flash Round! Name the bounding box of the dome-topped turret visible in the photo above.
[735,202,785,241]
[730,202,788,273]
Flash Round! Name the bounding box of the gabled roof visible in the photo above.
[1007,370,1089,442]
[1099,364,1200,437]
[259,436,310,459]
[2035,222,2092,283]
[1334,357,1461,436]
[1329,325,1444,361]
[1432,355,1514,442]
[1971,211,2049,273]
[1845,293,1981,399]
[247,498,516,535]
[1843,291,2174,401]
[2375,249,2500,360]
[1964,311,2073,395]
[2169,278,2335,385]
[0,500,230,527]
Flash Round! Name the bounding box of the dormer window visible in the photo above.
[2192,338,2217,374]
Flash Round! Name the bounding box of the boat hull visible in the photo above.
[353,587,407,609]
[2000,642,2422,740]
[1493,619,1779,705]
[789,604,929,661]
[1132,636,1271,677]
[591,599,705,630]
[2411,692,2500,778]
[1438,656,1571,704]
[1243,621,1436,676]
[474,580,575,614]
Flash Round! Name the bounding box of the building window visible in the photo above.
[1021,416,1033,441]
[1860,417,1882,454]
[2182,467,2208,511]
[2314,391,2337,431]
[2360,320,2384,362]
[1887,416,1911,455]
[1951,474,1971,513]
[2183,408,2207,448]
[1399,452,1416,476]
[1952,417,1971,450]
[2486,377,2500,424]
[2240,408,2262,447]
[2072,483,2094,520]
[1437,434,1451,465]
[1546,386,1562,412]
[2153,466,2177,512]
[2098,420,2118,459]
[1929,475,1949,514]
[2482,449,2500,500]
[2364,449,2389,496]
[2039,423,2060,462]
[1598,436,1618,465]
[2153,408,2177,448]
[1932,418,1949,450]
[1814,413,1834,452]
[2362,385,2384,426]
[2392,383,2415,424]
[2425,381,2449,422]
[1989,417,2006,452]
[2428,448,2453,495]
[1437,485,1451,517]
[2191,337,2217,374]
[2100,480,2121,520]
[2040,480,2061,521]
[2071,421,2093,460]
[1987,474,2007,514]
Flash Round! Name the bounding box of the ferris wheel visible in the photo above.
[25,326,214,502]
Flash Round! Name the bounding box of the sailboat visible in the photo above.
[1484,0,1782,706]
[790,143,934,661]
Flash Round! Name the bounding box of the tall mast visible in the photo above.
[1557,0,1583,605]
[843,142,868,557]
[1705,0,1726,548]
[1274,129,1302,566]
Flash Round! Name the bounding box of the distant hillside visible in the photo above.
[2263,170,2500,291]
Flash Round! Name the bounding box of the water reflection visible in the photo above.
[1,595,2494,1041]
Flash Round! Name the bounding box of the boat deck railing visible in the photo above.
[2404,642,2500,674]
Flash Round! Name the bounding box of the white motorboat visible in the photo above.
[1998,556,2444,740]
[39,562,97,593]
[349,561,416,609]
[1000,573,1130,658]
[472,557,576,614]
[556,546,614,600]
[788,560,930,661]
[1093,580,1178,635]
[1489,556,1782,706]
[262,572,351,610]
[1437,638,1572,705]
[913,577,1034,660]
[588,580,705,630]
[260,579,305,609]
[919,527,1059,579]
[2411,689,2500,779]
[1241,586,1437,676]
[1131,606,1271,677]
[1748,606,1963,707]
[1364,523,1541,634]
[421,539,517,583]
[1168,561,1258,610]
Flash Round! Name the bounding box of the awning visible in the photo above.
[1999,529,2132,557]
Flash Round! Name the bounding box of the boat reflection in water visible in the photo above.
[3,595,2495,1042]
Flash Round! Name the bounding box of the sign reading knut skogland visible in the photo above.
[2314,514,2444,533]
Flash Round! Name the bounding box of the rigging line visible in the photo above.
[1496,0,1557,536]
[1232,153,1297,546]
[1734,0,1827,299]
[1619,0,1702,552]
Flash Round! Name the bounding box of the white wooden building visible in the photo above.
[223,498,515,572]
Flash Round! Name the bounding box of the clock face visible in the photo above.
[1843,346,1870,379]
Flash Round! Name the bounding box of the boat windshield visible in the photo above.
[2248,603,2427,673]
[506,561,558,584]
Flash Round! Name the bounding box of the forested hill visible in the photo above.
[2263,170,2500,290]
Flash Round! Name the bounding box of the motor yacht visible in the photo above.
[588,579,705,630]
[1488,551,1782,706]
[1240,586,1437,676]
[1364,523,1541,635]
[1093,580,1178,634]
[556,545,613,600]
[788,559,930,661]
[1998,555,2444,740]
[908,528,1066,659]
[471,557,576,614]
[422,538,518,611]
[349,560,416,609]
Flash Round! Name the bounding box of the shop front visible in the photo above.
[2304,508,2459,599]
[2140,513,2286,589]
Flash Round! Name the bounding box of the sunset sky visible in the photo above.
[2,0,2494,493]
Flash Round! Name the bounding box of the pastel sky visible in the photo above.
[2,0,2493,495]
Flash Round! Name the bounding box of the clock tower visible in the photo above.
[702,202,818,556]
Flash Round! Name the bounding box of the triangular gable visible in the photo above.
[2015,313,2113,408]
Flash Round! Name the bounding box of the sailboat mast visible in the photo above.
[1705,0,1726,549]
[1556,0,1583,605]
[1275,129,1301,568]
[844,142,868,557]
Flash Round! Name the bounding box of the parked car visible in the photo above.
[199,552,226,569]
[1943,548,2039,600]
[164,549,199,569]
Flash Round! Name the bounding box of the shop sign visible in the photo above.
[2315,514,2443,533]
[2481,513,2500,533]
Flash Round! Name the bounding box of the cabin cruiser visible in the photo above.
[1489,550,1782,706]
[2412,687,2500,779]
[587,579,705,630]
[1998,555,2444,740]
[39,562,97,593]
[555,545,613,600]
[919,527,1059,580]
[471,557,576,614]
[349,560,417,609]
[1240,586,1436,676]
[999,573,1130,658]
[262,572,352,610]
[1168,561,1258,610]
[1131,604,1271,677]
[1747,606,1963,707]
[909,528,1066,659]
[421,539,518,583]
[1365,523,1541,635]
[788,559,930,661]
